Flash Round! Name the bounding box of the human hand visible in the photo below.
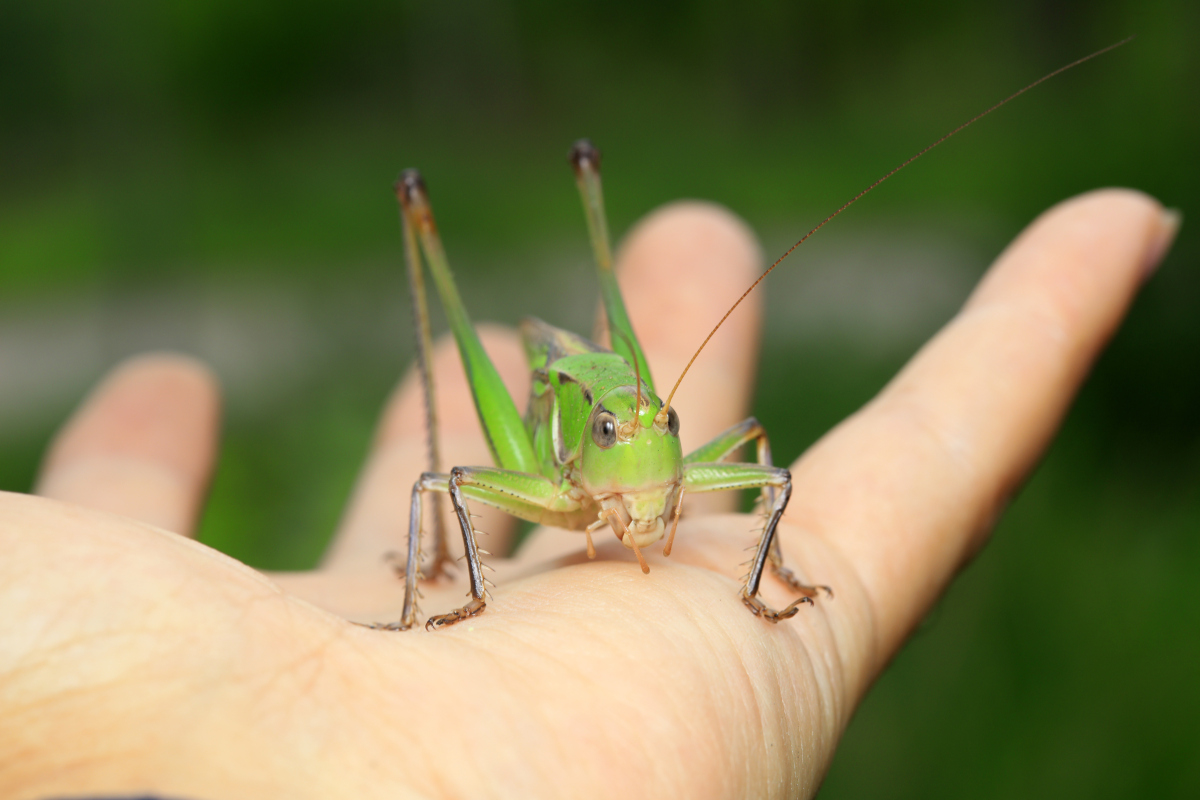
[0,190,1176,799]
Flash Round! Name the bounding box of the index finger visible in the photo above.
[786,189,1178,675]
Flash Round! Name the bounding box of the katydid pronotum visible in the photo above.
[381,39,1131,632]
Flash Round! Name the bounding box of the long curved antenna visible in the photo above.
[657,36,1134,420]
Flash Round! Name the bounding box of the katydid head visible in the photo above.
[579,385,683,550]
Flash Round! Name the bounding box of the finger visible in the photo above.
[786,189,1179,672]
[615,201,764,512]
[322,325,529,572]
[35,353,221,537]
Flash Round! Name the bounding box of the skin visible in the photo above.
[0,189,1178,799]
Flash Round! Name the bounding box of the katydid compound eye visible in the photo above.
[666,407,680,437]
[591,412,618,449]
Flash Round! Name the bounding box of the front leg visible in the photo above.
[683,461,830,621]
[684,419,832,602]
[423,468,491,630]
[684,416,776,508]
[388,466,584,631]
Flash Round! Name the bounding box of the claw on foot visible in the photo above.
[770,563,834,600]
[741,590,815,623]
[424,598,486,631]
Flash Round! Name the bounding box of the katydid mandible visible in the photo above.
[383,39,1131,632]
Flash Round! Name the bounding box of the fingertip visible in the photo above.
[43,351,221,479]
[971,188,1169,329]
[623,200,761,266]
[37,352,222,535]
[617,201,763,363]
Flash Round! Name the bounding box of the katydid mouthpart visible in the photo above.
[378,37,1132,632]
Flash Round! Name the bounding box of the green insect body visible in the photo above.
[386,40,1129,632]
[388,141,826,631]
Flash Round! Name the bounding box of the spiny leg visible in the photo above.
[740,472,808,622]
[378,465,584,631]
[425,468,489,631]
[683,461,828,621]
[398,184,450,580]
[684,416,774,498]
[368,472,445,631]
[367,470,480,631]
[685,418,830,599]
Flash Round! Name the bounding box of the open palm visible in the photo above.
[0,190,1174,799]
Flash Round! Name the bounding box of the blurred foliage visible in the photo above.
[1,1,1197,797]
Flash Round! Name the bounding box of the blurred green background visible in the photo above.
[1,0,1196,796]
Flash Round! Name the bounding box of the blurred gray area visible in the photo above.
[0,229,976,430]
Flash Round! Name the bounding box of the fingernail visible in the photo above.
[1142,207,1182,280]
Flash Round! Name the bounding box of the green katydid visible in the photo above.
[384,38,1131,632]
